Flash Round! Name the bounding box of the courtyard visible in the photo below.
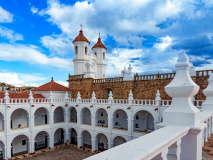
[21,145,94,160]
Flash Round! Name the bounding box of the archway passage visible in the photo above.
[54,107,64,123]
[0,141,4,160]
[113,136,126,147]
[35,131,49,151]
[11,109,28,129]
[34,108,48,126]
[96,108,108,127]
[82,108,91,125]
[70,107,77,122]
[133,110,154,133]
[96,133,108,151]
[70,128,77,145]
[113,109,128,130]
[54,128,65,146]
[0,113,4,131]
[11,135,29,157]
[82,131,91,149]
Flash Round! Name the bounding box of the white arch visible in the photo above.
[132,108,156,122]
[53,127,66,135]
[10,107,30,117]
[112,135,127,143]
[112,108,128,118]
[34,130,50,139]
[95,132,109,141]
[53,106,65,113]
[33,106,50,116]
[95,107,109,116]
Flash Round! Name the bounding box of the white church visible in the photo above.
[0,29,212,160]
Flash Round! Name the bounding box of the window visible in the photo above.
[103,74,105,77]
[103,52,105,60]
[85,47,87,55]
[95,52,97,56]
[75,46,78,55]
[22,140,26,145]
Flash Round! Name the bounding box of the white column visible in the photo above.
[77,135,82,147]
[92,137,96,151]
[65,133,71,143]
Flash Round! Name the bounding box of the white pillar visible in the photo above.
[155,90,161,106]
[77,135,82,147]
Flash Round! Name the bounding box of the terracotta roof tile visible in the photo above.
[32,80,70,91]
[92,37,107,50]
[73,30,90,43]
[0,92,45,99]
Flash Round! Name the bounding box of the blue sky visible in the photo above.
[0,0,213,87]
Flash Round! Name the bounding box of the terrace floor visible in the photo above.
[21,145,94,160]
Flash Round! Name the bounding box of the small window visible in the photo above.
[85,47,87,55]
[103,52,105,60]
[22,140,26,145]
[103,74,105,77]
[75,46,78,55]
[95,52,97,56]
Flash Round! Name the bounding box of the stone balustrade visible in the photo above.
[93,77,123,83]
[68,74,85,81]
[196,70,213,77]
[134,72,175,81]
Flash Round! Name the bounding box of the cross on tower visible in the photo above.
[80,24,82,30]
[99,32,100,38]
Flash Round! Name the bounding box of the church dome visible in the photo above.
[73,29,90,44]
[92,35,107,50]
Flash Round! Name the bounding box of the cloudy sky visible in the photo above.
[0,0,212,87]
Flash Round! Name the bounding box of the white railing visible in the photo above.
[161,100,172,106]
[85,126,190,160]
[81,99,92,103]
[33,98,49,103]
[113,99,128,104]
[133,99,155,105]
[10,99,29,104]
[52,99,65,103]
[95,99,109,104]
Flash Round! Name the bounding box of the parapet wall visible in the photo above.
[67,70,212,100]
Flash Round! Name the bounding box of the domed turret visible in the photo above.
[92,33,106,79]
[73,25,90,75]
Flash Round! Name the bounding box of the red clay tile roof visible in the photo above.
[0,92,45,99]
[73,30,90,43]
[32,80,70,91]
[92,37,107,50]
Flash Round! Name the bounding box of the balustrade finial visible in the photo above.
[77,91,81,100]
[163,51,200,126]
[108,91,113,100]
[91,91,96,100]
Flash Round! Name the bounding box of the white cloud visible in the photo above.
[41,34,73,56]
[35,0,185,47]
[31,6,39,14]
[106,47,181,77]
[154,36,172,50]
[0,73,47,87]
[0,26,23,42]
[56,80,68,87]
[0,6,13,23]
[0,43,73,70]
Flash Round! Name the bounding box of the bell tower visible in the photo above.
[92,33,107,79]
[73,25,90,75]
